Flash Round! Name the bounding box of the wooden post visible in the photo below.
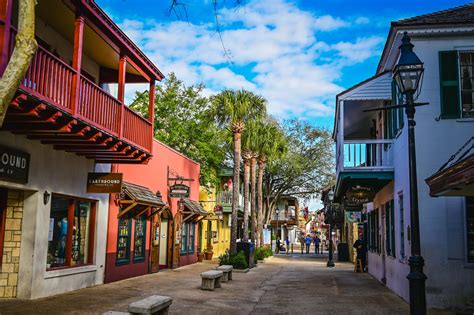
[118,54,127,138]
[70,13,84,115]
[0,0,13,76]
[148,80,155,152]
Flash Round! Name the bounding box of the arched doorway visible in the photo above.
[159,207,173,270]
[149,207,173,273]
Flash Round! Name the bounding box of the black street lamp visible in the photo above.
[326,189,335,268]
[393,32,427,315]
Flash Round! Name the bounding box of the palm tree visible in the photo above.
[255,120,287,247]
[242,120,260,244]
[211,90,266,253]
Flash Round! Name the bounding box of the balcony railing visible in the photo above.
[9,29,153,153]
[338,139,394,172]
[217,191,233,205]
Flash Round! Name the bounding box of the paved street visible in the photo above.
[0,253,418,315]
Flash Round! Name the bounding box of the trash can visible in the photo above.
[337,243,349,261]
[237,241,255,268]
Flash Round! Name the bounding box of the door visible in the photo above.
[159,219,168,269]
[150,214,161,273]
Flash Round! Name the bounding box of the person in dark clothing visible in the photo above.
[314,235,321,254]
[353,236,367,271]
[276,238,281,254]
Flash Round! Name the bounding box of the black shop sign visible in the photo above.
[169,183,190,198]
[0,145,30,184]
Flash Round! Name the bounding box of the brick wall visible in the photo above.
[0,190,24,298]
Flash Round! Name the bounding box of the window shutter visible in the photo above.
[391,200,396,258]
[439,51,461,119]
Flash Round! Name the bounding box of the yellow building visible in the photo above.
[199,186,231,259]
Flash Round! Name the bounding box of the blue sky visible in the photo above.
[97,0,471,130]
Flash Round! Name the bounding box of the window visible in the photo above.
[385,200,396,258]
[180,222,188,255]
[399,193,405,260]
[116,218,131,264]
[368,209,380,253]
[439,51,474,119]
[133,216,146,261]
[47,195,95,269]
[384,81,405,139]
[459,52,474,118]
[189,223,195,254]
[466,197,474,263]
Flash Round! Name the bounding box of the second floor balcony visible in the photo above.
[0,0,164,163]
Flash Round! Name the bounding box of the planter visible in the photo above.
[204,251,214,260]
[197,252,204,262]
[233,268,249,273]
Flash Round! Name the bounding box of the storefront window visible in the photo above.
[47,195,95,270]
[180,222,188,255]
[467,197,474,263]
[117,218,131,264]
[189,223,195,254]
[133,216,146,261]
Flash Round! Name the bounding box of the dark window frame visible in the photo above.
[116,217,132,265]
[466,196,474,264]
[133,215,147,262]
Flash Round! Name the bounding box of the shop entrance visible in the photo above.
[0,188,7,268]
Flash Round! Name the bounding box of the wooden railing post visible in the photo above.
[118,54,127,138]
[148,79,155,151]
[70,13,84,115]
[0,0,13,76]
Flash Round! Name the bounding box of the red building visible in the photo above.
[105,140,204,283]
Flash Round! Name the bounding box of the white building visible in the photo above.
[333,4,474,309]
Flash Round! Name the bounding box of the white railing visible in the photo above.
[337,139,394,172]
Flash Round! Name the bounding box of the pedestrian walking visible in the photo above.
[305,235,311,254]
[299,234,305,254]
[353,234,367,271]
[314,235,321,254]
[276,237,281,254]
[285,236,290,255]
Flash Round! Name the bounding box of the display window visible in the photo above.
[116,218,131,264]
[47,194,96,270]
[133,216,146,261]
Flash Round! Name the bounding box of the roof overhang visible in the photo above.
[426,155,474,197]
[118,182,165,218]
[333,71,392,140]
[335,171,394,203]
[181,199,208,223]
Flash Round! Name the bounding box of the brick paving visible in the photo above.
[0,253,434,314]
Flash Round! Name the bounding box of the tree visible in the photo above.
[130,73,227,186]
[211,89,266,253]
[254,119,287,247]
[241,120,259,243]
[263,119,335,226]
[0,0,37,127]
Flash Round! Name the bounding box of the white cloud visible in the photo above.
[118,0,384,119]
[354,16,370,25]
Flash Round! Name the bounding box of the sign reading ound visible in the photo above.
[0,145,30,184]
[169,183,190,198]
[87,173,123,193]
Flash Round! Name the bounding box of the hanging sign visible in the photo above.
[87,172,123,193]
[169,183,190,198]
[0,145,30,184]
[345,211,362,223]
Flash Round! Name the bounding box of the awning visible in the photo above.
[181,198,208,223]
[118,182,165,218]
[426,137,474,197]
[335,171,394,204]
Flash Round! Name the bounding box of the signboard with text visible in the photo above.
[0,145,30,184]
[86,172,123,193]
[169,183,190,198]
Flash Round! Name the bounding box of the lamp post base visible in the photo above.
[407,255,427,315]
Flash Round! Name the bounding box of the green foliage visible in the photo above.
[255,246,273,260]
[218,250,248,269]
[129,73,227,186]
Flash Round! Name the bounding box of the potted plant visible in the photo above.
[205,244,214,260]
[197,251,204,262]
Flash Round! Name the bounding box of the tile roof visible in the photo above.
[182,198,208,217]
[393,3,474,26]
[122,182,165,207]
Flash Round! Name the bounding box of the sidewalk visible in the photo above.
[0,255,419,314]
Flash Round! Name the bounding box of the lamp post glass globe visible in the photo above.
[393,32,424,95]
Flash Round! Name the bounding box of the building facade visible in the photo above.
[0,0,162,298]
[333,5,474,308]
[105,140,202,283]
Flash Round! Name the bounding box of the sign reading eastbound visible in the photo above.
[0,145,30,184]
[169,183,190,198]
[87,173,123,193]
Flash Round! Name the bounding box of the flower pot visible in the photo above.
[205,251,214,260]
[197,252,204,262]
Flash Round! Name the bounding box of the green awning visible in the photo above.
[335,171,394,202]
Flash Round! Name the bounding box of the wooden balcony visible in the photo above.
[337,139,394,174]
[2,30,155,163]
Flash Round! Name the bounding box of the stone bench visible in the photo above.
[216,265,233,282]
[128,295,173,315]
[201,270,223,291]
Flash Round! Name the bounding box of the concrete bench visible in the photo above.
[216,265,233,282]
[201,270,223,291]
[128,295,173,315]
